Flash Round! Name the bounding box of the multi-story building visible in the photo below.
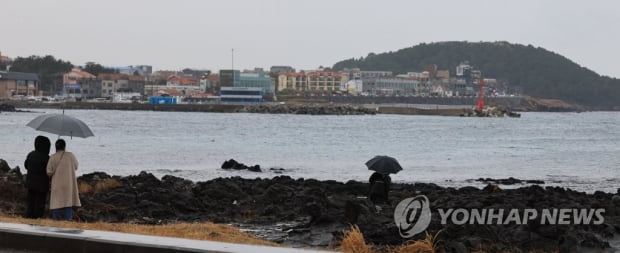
[219,70,240,87]
[200,74,219,93]
[436,70,450,80]
[277,71,348,93]
[114,65,153,76]
[181,68,210,79]
[270,66,295,75]
[165,76,202,96]
[364,78,418,96]
[396,71,430,82]
[360,71,392,79]
[220,87,263,103]
[167,76,199,86]
[63,68,96,98]
[238,73,272,94]
[344,79,363,94]
[306,71,347,91]
[135,65,153,75]
[0,55,12,65]
[219,70,273,94]
[277,72,305,91]
[342,68,362,80]
[0,71,39,98]
[454,61,477,96]
[63,68,95,86]
[98,73,145,98]
[243,68,266,76]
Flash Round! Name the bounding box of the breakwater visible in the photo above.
[11,102,377,115]
[280,95,523,108]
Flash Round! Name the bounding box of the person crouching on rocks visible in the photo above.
[46,139,81,221]
[24,135,51,219]
[369,172,391,204]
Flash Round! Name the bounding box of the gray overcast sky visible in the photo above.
[2,0,619,77]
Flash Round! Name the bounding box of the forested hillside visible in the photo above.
[332,41,620,107]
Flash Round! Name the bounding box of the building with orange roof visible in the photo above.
[160,75,203,96]
[59,68,99,98]
[0,55,12,64]
[98,73,145,98]
[167,76,199,86]
[63,68,95,86]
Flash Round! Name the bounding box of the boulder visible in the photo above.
[0,159,10,173]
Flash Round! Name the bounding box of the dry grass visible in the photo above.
[94,178,123,192]
[340,226,440,253]
[388,231,440,253]
[0,212,277,247]
[341,225,374,253]
[78,182,93,194]
[79,178,122,195]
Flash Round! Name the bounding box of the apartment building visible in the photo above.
[277,71,348,92]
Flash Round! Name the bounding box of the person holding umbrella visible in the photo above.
[46,139,81,221]
[24,135,51,219]
[369,172,391,204]
[366,155,403,204]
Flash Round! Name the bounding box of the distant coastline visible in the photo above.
[3,95,613,116]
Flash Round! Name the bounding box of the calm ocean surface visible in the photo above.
[1,109,618,192]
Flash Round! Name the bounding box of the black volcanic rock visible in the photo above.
[0,167,618,252]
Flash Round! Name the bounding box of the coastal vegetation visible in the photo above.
[0,212,276,246]
[340,225,439,253]
[81,62,119,76]
[333,41,620,107]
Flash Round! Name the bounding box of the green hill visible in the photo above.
[332,41,620,107]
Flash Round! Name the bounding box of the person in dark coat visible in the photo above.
[369,172,391,204]
[24,135,51,219]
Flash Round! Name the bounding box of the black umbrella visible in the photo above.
[365,155,403,174]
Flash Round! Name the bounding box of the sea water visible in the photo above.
[1,109,618,193]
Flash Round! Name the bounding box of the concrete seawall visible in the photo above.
[377,106,467,116]
[0,222,330,253]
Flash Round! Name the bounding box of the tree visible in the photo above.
[10,55,73,94]
[0,50,4,70]
[82,62,117,76]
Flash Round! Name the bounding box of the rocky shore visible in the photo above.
[0,161,618,252]
[0,103,31,113]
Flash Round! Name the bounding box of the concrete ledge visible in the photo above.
[0,222,332,253]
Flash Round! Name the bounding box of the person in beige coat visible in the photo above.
[46,139,81,221]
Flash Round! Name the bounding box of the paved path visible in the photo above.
[0,222,334,253]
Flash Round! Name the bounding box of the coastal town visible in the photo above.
[1,52,517,105]
[2,0,620,251]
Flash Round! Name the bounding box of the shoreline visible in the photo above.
[1,166,618,252]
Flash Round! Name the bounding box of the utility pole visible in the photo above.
[231,48,235,87]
